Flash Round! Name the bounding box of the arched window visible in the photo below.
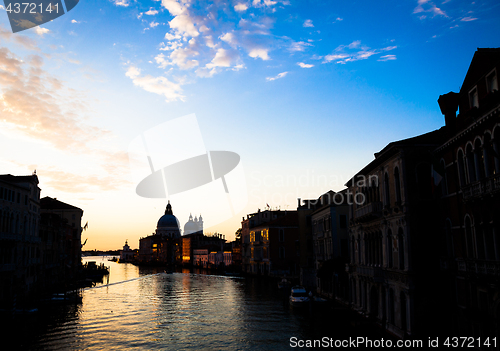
[484,133,493,177]
[465,215,475,258]
[475,216,486,260]
[474,138,484,180]
[398,228,405,270]
[394,167,401,204]
[387,229,393,268]
[384,172,390,206]
[483,213,495,261]
[457,149,466,186]
[442,219,453,257]
[466,143,476,183]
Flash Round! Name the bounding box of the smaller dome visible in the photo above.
[184,220,199,234]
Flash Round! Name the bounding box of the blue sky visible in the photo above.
[1,0,499,249]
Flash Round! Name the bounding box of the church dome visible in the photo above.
[157,214,179,228]
[184,217,199,234]
[156,201,181,238]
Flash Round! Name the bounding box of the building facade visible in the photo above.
[247,211,299,276]
[0,174,41,306]
[241,209,288,274]
[346,129,445,338]
[434,48,500,338]
[311,190,349,300]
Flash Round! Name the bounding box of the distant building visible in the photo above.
[193,248,209,268]
[138,201,180,264]
[184,214,203,235]
[40,196,83,277]
[177,232,225,266]
[310,190,349,300]
[297,198,316,289]
[241,209,288,274]
[119,240,135,262]
[247,211,299,276]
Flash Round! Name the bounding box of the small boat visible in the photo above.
[289,286,310,305]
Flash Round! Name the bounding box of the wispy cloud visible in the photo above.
[461,16,477,22]
[266,71,288,81]
[0,37,131,190]
[125,65,185,102]
[413,0,447,19]
[32,167,131,193]
[303,19,314,27]
[289,41,313,52]
[34,27,50,36]
[0,47,99,151]
[125,0,295,101]
[378,55,397,61]
[111,0,130,7]
[145,8,159,15]
[297,62,314,68]
[0,25,39,51]
[323,41,396,64]
[234,3,248,12]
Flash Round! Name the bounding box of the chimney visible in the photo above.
[438,92,459,132]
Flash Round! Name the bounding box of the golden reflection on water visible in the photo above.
[4,256,367,351]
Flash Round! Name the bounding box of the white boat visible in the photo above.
[289,286,310,305]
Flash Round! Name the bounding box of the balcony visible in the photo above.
[354,201,383,222]
[357,265,384,282]
[457,259,500,276]
[462,174,500,201]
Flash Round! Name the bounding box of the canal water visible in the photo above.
[2,257,384,350]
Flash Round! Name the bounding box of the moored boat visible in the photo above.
[289,286,310,306]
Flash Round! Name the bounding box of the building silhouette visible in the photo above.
[434,48,500,338]
[0,175,83,308]
[138,201,180,264]
[0,174,41,307]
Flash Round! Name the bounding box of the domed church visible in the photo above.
[183,214,203,235]
[156,201,181,238]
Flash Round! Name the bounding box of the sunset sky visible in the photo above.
[1,0,499,250]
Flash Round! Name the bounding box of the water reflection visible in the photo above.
[0,256,386,350]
